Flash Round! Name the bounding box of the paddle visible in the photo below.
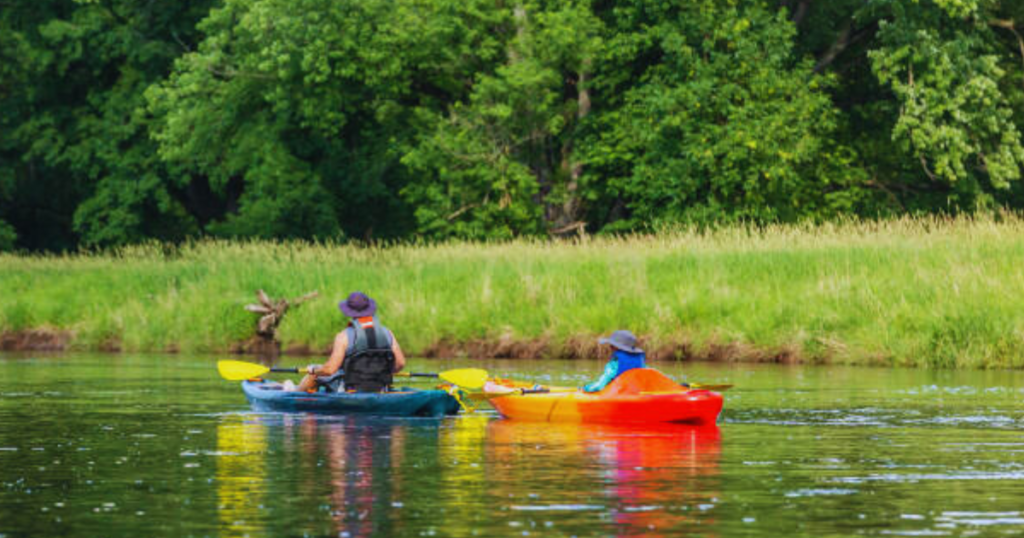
[215,360,489,389]
[685,383,734,391]
[463,386,556,401]
[467,380,733,400]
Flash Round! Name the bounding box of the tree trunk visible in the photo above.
[813,20,877,73]
[790,0,812,26]
[510,5,527,62]
[551,62,592,237]
[990,19,1024,95]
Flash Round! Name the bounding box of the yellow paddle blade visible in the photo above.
[438,368,489,390]
[217,360,271,381]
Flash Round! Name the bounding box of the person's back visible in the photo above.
[293,292,406,393]
[339,315,395,392]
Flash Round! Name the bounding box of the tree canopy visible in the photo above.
[2,0,1024,250]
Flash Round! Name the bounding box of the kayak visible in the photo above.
[485,368,722,425]
[242,380,461,417]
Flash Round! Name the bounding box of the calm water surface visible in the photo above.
[3,353,1024,537]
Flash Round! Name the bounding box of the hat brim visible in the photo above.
[339,298,377,318]
[598,336,641,354]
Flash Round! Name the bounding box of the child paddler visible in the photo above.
[290,292,406,393]
[582,330,646,392]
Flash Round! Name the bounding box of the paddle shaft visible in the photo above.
[483,384,731,398]
[258,367,443,379]
[685,383,734,391]
[466,387,553,401]
[277,368,438,378]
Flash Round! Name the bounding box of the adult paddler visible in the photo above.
[292,291,406,393]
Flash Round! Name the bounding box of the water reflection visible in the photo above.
[211,414,722,537]
[216,414,267,538]
[297,416,408,537]
[437,414,490,532]
[486,420,722,536]
[36,354,1009,538]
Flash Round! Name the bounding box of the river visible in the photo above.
[2,353,1024,537]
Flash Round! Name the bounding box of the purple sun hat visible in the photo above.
[338,292,377,317]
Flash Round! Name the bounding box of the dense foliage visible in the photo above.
[2,0,1023,249]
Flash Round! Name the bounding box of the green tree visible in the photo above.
[402,1,604,238]
[149,0,509,241]
[581,1,870,228]
[5,0,1024,250]
[869,1,1024,208]
[0,0,213,249]
[781,0,1024,212]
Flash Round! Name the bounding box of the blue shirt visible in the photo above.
[582,350,646,393]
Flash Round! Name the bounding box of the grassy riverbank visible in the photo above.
[3,216,1024,367]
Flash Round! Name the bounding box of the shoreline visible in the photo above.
[0,327,873,365]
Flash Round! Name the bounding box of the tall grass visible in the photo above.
[4,216,1024,367]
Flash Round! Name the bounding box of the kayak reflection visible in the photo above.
[216,414,268,538]
[297,416,412,538]
[438,414,491,528]
[214,414,720,537]
[486,420,722,537]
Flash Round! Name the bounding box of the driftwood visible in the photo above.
[245,289,318,339]
[241,290,318,358]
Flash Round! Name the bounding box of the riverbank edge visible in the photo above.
[0,328,850,365]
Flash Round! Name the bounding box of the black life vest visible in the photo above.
[340,316,394,393]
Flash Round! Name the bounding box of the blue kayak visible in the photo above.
[241,380,461,417]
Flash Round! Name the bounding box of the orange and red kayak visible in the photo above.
[485,368,723,425]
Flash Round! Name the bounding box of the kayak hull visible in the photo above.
[242,380,460,417]
[488,390,722,424]
[486,369,723,425]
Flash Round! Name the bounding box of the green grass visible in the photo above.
[5,216,1024,367]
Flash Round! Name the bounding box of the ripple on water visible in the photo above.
[880,511,1024,536]
[909,415,1021,428]
[937,511,1024,526]
[899,385,1024,396]
[726,411,891,427]
[728,407,1024,430]
[510,504,605,512]
[783,488,859,498]
[621,505,662,513]
[878,531,950,536]
[832,471,1024,484]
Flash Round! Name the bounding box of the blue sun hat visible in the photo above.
[598,330,642,353]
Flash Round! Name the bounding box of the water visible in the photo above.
[3,354,1024,537]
